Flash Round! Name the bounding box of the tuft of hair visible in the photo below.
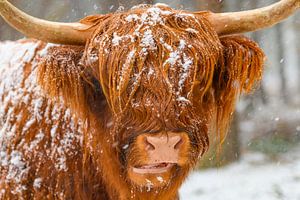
[37,45,89,115]
[213,35,265,144]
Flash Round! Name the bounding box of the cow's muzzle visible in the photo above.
[127,131,191,187]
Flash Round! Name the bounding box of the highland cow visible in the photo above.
[0,0,299,199]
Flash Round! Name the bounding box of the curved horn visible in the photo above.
[201,0,299,36]
[0,0,95,45]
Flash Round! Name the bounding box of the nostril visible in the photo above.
[145,135,184,151]
[145,138,155,151]
[174,138,183,150]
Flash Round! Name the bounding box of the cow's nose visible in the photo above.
[145,135,183,151]
[135,132,189,164]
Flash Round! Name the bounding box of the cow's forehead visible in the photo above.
[84,4,221,117]
[86,3,220,62]
[89,4,216,45]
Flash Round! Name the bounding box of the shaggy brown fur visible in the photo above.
[0,4,264,200]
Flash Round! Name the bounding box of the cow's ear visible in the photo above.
[38,45,103,116]
[212,35,265,139]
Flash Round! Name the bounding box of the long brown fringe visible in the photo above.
[213,35,265,143]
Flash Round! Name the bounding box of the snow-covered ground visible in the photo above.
[180,147,300,200]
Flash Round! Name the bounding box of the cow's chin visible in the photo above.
[127,162,179,188]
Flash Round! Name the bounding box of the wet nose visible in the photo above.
[145,134,183,151]
[137,132,189,164]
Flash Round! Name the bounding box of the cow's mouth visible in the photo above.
[132,163,175,174]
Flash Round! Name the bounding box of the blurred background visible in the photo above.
[1,0,299,199]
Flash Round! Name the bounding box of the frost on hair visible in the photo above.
[83,6,220,153]
[83,5,264,147]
